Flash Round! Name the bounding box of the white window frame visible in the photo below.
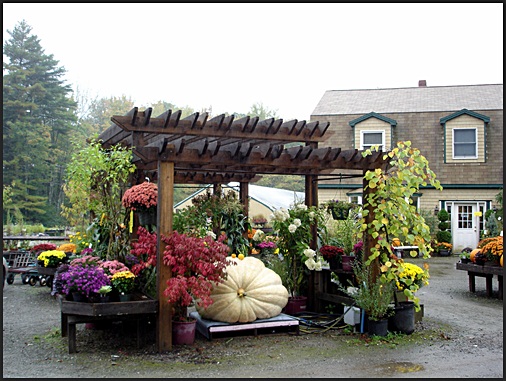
[452,128,478,159]
[360,130,385,150]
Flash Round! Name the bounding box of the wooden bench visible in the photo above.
[58,293,158,353]
[456,262,503,300]
[393,246,420,258]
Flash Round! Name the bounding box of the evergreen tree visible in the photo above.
[3,20,77,225]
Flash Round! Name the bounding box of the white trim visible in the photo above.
[360,130,384,150]
[452,128,478,160]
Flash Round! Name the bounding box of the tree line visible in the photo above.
[3,20,302,230]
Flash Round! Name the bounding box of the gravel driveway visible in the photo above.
[3,255,503,378]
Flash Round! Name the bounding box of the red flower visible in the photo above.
[319,245,344,260]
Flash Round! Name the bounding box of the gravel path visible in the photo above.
[2,255,503,378]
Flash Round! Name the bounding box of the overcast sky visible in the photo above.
[3,3,503,121]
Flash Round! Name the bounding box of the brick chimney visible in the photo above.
[418,80,427,87]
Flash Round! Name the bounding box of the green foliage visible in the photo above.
[323,208,361,254]
[437,209,449,222]
[436,230,452,243]
[484,213,500,238]
[3,20,77,225]
[419,209,438,240]
[271,203,327,296]
[62,137,135,259]
[174,187,249,254]
[361,141,443,263]
[336,261,395,321]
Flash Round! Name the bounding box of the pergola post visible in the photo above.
[362,169,380,279]
[156,160,174,352]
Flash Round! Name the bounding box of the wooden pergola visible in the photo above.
[98,107,390,352]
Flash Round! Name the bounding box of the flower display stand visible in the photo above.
[58,292,157,353]
[455,262,503,299]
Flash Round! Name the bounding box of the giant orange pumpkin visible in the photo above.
[470,248,481,263]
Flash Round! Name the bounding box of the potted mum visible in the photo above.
[385,257,429,334]
[161,230,231,345]
[60,265,111,302]
[319,245,344,269]
[111,270,137,301]
[122,181,158,226]
[37,250,68,268]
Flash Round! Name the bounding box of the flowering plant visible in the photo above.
[252,229,278,255]
[111,270,136,294]
[161,231,232,321]
[37,250,67,267]
[70,255,103,267]
[353,240,364,257]
[121,181,158,212]
[57,243,77,254]
[30,243,57,254]
[319,245,344,260]
[478,236,503,262]
[130,226,158,298]
[434,241,452,253]
[99,260,130,279]
[80,247,94,256]
[270,203,327,297]
[381,256,429,310]
[69,231,92,254]
[251,215,268,225]
[60,265,110,297]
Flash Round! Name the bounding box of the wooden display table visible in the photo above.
[456,262,503,300]
[313,267,355,313]
[58,293,158,353]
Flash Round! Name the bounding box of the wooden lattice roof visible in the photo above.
[98,107,389,183]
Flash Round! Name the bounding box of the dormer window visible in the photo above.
[440,109,489,163]
[349,112,396,151]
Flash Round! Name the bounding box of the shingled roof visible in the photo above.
[312,83,503,116]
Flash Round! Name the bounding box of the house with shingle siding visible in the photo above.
[310,81,503,252]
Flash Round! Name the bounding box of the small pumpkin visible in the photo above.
[500,255,503,267]
[392,238,402,247]
[470,248,481,263]
[196,256,288,323]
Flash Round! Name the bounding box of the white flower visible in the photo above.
[314,259,323,271]
[273,208,289,222]
[296,203,308,211]
[304,248,316,258]
[206,231,216,239]
[304,258,316,270]
[308,211,315,219]
[288,224,297,233]
[293,218,301,227]
[253,229,265,242]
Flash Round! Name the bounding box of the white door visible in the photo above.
[452,203,480,250]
